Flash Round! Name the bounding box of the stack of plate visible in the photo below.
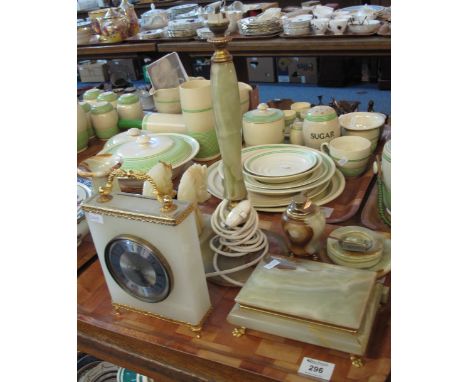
[167,3,199,20]
[325,226,391,277]
[167,18,204,37]
[207,144,346,212]
[237,16,282,36]
[282,15,312,36]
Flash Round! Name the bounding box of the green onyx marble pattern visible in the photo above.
[211,61,247,201]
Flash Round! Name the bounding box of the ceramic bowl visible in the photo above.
[100,133,200,175]
[150,87,181,114]
[321,135,371,177]
[348,20,380,34]
[339,112,386,151]
[313,5,334,19]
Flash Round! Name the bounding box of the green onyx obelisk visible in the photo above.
[207,12,247,206]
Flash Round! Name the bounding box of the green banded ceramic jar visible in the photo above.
[79,101,95,139]
[82,88,103,106]
[97,91,118,108]
[242,103,285,146]
[117,93,143,120]
[302,105,340,149]
[90,101,119,140]
[77,101,89,153]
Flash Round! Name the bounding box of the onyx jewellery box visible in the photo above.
[227,256,384,355]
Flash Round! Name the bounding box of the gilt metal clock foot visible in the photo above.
[190,326,203,339]
[232,327,246,338]
[350,355,364,368]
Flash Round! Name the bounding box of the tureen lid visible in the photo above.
[118,93,140,105]
[91,101,114,115]
[79,101,91,112]
[103,128,149,151]
[305,105,337,122]
[97,91,118,102]
[83,88,102,100]
[116,135,175,159]
[243,103,284,124]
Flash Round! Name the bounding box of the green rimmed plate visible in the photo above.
[243,149,318,178]
[251,170,346,212]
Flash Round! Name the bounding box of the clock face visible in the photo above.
[104,235,172,303]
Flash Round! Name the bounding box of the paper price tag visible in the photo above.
[320,207,334,218]
[87,213,103,224]
[298,357,335,381]
[264,259,281,269]
[338,157,348,166]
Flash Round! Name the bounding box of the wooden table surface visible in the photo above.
[77,136,390,381]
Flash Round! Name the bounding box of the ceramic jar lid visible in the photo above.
[91,101,114,115]
[83,88,103,101]
[305,105,337,122]
[243,103,284,124]
[117,135,174,158]
[118,93,140,105]
[97,91,118,103]
[80,101,91,112]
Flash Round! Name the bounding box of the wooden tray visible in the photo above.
[324,163,375,224]
[78,223,390,382]
[360,181,391,233]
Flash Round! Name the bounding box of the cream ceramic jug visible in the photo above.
[302,105,340,149]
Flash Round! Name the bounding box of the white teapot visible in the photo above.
[140,4,168,30]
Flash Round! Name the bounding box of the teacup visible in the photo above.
[328,18,348,35]
[321,136,371,177]
[310,18,329,35]
[291,102,311,119]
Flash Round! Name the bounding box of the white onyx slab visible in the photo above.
[235,257,376,330]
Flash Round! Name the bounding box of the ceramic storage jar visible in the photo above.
[91,101,119,140]
[117,93,144,120]
[97,91,118,108]
[302,105,340,149]
[77,101,89,153]
[242,103,285,146]
[79,101,95,139]
[82,88,103,106]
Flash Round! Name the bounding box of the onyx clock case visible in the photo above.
[82,189,212,330]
